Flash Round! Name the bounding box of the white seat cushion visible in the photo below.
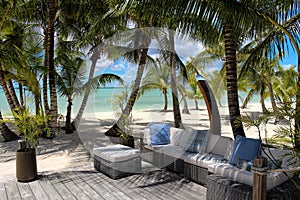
[158,145,187,159]
[184,153,227,169]
[93,144,139,162]
[208,163,289,190]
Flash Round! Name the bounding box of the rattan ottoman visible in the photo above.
[93,144,141,179]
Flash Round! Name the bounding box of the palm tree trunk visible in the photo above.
[163,88,168,111]
[267,81,277,113]
[0,110,19,141]
[19,83,24,106]
[179,87,190,114]
[43,29,50,115]
[260,86,268,114]
[194,98,199,110]
[295,58,300,152]
[7,79,20,108]
[65,98,73,134]
[117,36,151,127]
[47,0,58,137]
[73,50,99,127]
[34,94,40,115]
[181,97,190,114]
[169,29,183,128]
[224,23,245,138]
[0,70,16,111]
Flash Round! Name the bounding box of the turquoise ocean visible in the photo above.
[0,88,262,116]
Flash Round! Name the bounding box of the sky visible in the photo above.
[91,30,298,87]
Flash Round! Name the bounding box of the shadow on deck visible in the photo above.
[0,163,206,200]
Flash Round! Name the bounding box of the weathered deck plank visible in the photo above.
[38,179,63,200]
[5,182,21,200]
[56,172,90,200]
[28,180,49,200]
[66,171,104,200]
[90,173,126,200]
[1,165,206,200]
[17,182,35,200]
[77,172,116,200]
[79,171,127,200]
[46,174,76,200]
[0,183,8,200]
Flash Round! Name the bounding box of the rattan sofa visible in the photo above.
[141,127,234,185]
[141,126,300,193]
[206,174,300,200]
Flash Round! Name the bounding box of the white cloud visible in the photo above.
[110,62,126,71]
[147,30,205,63]
[282,64,293,69]
[175,36,204,59]
[121,64,138,85]
[94,58,114,73]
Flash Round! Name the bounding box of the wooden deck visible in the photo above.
[0,163,206,200]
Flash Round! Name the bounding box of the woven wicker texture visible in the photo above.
[206,174,300,200]
[94,155,141,179]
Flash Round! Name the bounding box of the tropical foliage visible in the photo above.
[0,0,299,152]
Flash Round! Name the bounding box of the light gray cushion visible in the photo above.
[143,128,151,145]
[170,128,185,146]
[179,128,195,148]
[205,134,233,158]
[93,144,139,162]
[208,163,289,190]
[261,147,299,168]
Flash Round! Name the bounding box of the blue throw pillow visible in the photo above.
[228,135,261,165]
[185,130,208,153]
[149,123,170,145]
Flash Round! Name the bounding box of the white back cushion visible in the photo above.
[170,128,185,146]
[143,128,151,145]
[179,129,195,148]
[208,163,289,190]
[205,134,233,158]
[261,147,299,168]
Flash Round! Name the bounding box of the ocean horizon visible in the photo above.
[0,87,264,116]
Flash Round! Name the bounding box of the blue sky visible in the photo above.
[280,45,298,67]
[92,33,298,86]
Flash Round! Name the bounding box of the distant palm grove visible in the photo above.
[0,1,300,152]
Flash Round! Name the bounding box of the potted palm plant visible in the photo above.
[119,113,134,148]
[4,107,49,182]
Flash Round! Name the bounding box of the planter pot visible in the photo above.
[120,136,135,148]
[16,148,37,182]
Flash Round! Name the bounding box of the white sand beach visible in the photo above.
[0,102,282,180]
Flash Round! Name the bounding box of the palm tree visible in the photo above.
[55,0,127,127]
[55,40,85,133]
[120,0,297,137]
[185,61,206,110]
[0,22,24,112]
[45,0,58,137]
[273,65,297,105]
[235,8,299,149]
[140,59,171,111]
[208,70,226,107]
[240,55,281,114]
[117,30,152,127]
[0,110,19,141]
[154,29,187,127]
[168,30,184,127]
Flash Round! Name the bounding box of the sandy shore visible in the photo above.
[0,102,282,179]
